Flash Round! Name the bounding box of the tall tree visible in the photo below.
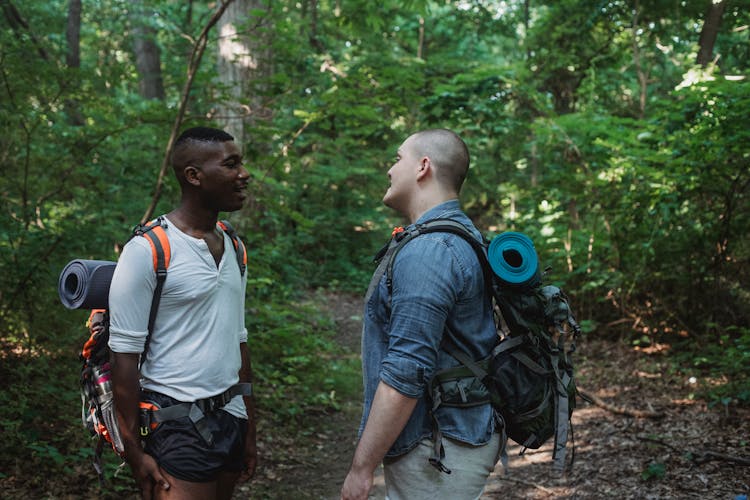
[65,0,81,69]
[215,0,269,144]
[65,0,84,125]
[141,0,235,223]
[130,0,165,100]
[697,0,727,67]
[525,0,615,114]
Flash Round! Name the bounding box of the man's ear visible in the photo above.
[416,156,431,180]
[184,165,201,187]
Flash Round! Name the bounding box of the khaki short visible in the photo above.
[383,434,501,500]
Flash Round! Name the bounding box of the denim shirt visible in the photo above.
[360,200,497,458]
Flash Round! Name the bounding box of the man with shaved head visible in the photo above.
[109,127,257,499]
[342,129,500,499]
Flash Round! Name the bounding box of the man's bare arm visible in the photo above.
[110,351,169,498]
[341,381,418,500]
[239,342,257,480]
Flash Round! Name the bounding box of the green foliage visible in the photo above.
[0,0,178,341]
[4,0,744,346]
[248,293,361,420]
[0,340,135,496]
[675,326,750,405]
[1,0,750,495]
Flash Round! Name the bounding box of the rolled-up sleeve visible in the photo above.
[379,236,467,398]
[238,327,248,344]
[108,238,156,354]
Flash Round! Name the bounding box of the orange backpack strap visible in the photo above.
[82,309,108,360]
[217,220,247,276]
[131,217,171,363]
[134,218,171,274]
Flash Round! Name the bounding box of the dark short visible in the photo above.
[142,391,247,483]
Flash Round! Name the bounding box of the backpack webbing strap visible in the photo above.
[364,237,402,304]
[441,333,551,398]
[551,349,571,472]
[217,220,247,276]
[93,436,105,485]
[442,335,489,382]
[427,375,451,474]
[428,417,451,474]
[509,351,549,376]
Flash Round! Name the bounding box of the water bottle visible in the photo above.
[92,363,113,405]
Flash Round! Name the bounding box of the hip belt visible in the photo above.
[140,382,252,445]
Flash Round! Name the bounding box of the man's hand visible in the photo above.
[239,416,258,482]
[238,343,257,482]
[126,450,170,500]
[111,352,169,498]
[341,467,373,500]
[340,382,418,500]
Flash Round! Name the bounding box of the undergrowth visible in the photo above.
[672,326,750,406]
[247,290,362,422]
[0,288,360,498]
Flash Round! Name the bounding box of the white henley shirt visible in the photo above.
[108,217,248,419]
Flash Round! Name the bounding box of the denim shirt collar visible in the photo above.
[412,199,462,227]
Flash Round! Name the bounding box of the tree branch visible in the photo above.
[141,0,235,224]
[691,451,750,466]
[634,436,750,466]
[495,475,556,494]
[1,0,51,61]
[578,387,665,419]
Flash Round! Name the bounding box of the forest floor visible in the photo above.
[240,291,750,500]
[4,291,747,499]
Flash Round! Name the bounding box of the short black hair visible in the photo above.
[171,127,235,171]
[175,126,234,146]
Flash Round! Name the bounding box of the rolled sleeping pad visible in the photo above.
[487,232,540,287]
[58,259,117,310]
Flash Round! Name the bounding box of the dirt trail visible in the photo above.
[241,292,750,499]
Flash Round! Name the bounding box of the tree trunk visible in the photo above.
[141,0,234,224]
[130,0,165,100]
[215,0,270,145]
[417,16,425,59]
[696,0,727,67]
[66,0,81,68]
[632,0,648,118]
[308,0,324,52]
[65,0,84,125]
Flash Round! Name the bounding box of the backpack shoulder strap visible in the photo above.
[217,220,247,276]
[441,332,490,381]
[132,218,171,275]
[130,217,170,363]
[385,218,497,300]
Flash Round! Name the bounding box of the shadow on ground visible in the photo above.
[240,291,750,499]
